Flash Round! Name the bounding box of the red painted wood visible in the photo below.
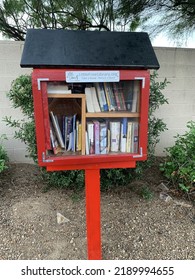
[32,68,150,167]
[85,169,101,260]
[46,161,136,171]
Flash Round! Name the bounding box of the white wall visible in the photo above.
[0,41,32,162]
[0,41,195,162]
[154,47,195,156]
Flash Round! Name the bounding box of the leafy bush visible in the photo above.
[160,121,195,193]
[5,72,168,190]
[0,135,8,173]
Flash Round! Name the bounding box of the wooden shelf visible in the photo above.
[48,94,85,98]
[86,112,139,118]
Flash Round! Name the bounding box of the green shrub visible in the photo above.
[160,121,195,193]
[0,135,8,173]
[5,72,168,190]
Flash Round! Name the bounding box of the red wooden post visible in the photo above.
[85,168,102,260]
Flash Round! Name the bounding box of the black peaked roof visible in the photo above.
[20,29,159,69]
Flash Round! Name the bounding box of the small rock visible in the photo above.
[57,212,70,224]
[157,182,169,192]
[159,192,172,202]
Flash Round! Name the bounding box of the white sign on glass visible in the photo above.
[66,71,120,83]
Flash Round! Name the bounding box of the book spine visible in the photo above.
[110,121,120,152]
[87,122,95,154]
[120,118,127,152]
[85,87,94,112]
[100,123,107,154]
[94,83,104,111]
[50,111,65,148]
[93,121,100,154]
[104,82,112,111]
[112,83,122,111]
[91,87,101,112]
[131,122,139,153]
[125,81,134,111]
[126,122,132,153]
[85,131,89,155]
[99,82,108,111]
[131,80,140,112]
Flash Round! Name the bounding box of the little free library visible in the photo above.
[21,29,159,260]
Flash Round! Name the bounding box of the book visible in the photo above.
[93,120,100,154]
[104,82,117,111]
[100,122,107,154]
[120,118,127,152]
[49,121,62,155]
[118,83,126,110]
[112,83,123,111]
[132,80,140,112]
[64,116,73,150]
[95,83,108,111]
[71,114,77,152]
[76,121,82,152]
[110,121,120,152]
[50,111,65,148]
[47,83,71,94]
[123,81,134,111]
[94,83,104,111]
[85,131,89,155]
[131,122,139,153]
[85,87,94,112]
[126,122,132,152]
[91,87,101,112]
[87,122,95,154]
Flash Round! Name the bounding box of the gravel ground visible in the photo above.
[0,161,195,260]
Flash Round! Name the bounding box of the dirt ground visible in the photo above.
[0,159,195,260]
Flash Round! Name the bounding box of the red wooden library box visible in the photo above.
[21,29,159,259]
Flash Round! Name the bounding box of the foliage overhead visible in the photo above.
[120,0,195,42]
[1,0,195,41]
[0,0,145,40]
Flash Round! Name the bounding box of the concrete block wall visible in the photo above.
[0,41,195,162]
[154,47,195,156]
[0,41,32,163]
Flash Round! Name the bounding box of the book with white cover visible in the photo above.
[91,87,101,112]
[100,122,107,154]
[47,84,72,94]
[110,121,120,152]
[87,122,95,154]
[85,87,94,112]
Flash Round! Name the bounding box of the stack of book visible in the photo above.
[85,81,140,113]
[49,111,82,154]
[85,118,139,155]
